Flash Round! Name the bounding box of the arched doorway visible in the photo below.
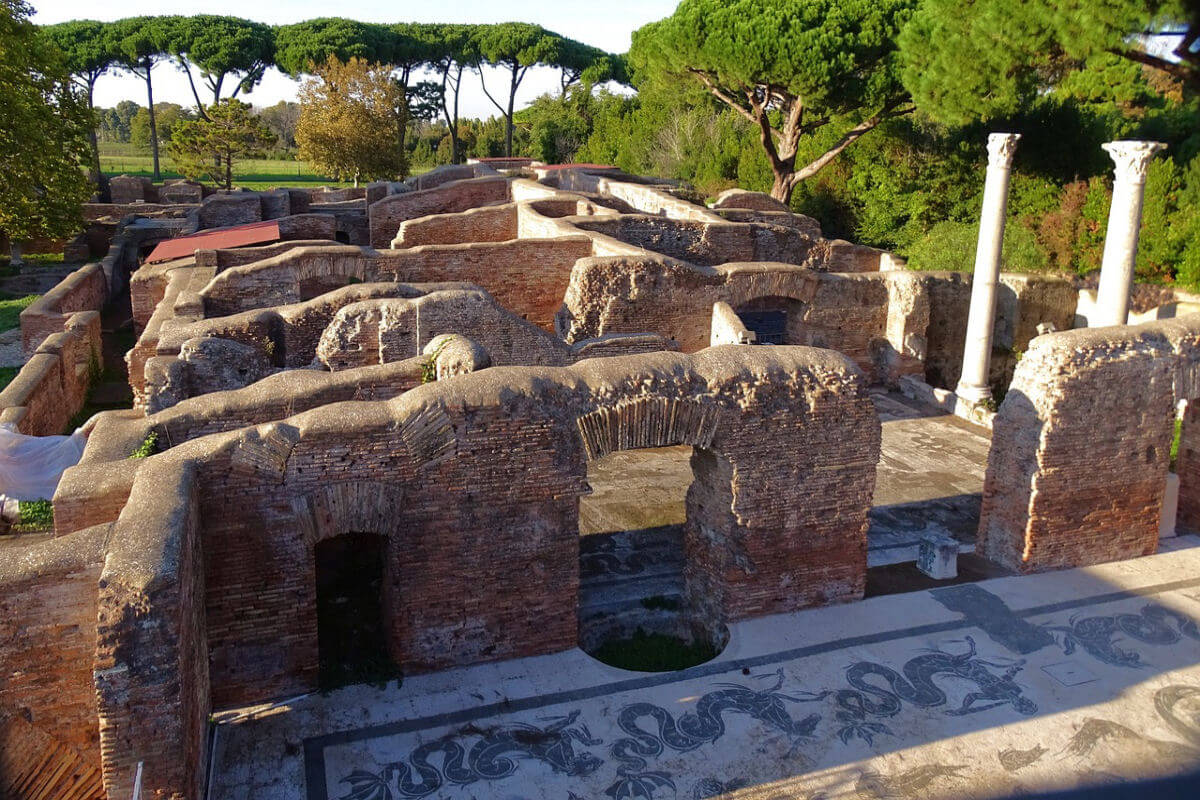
[315,531,395,689]
[574,398,731,671]
[735,296,808,345]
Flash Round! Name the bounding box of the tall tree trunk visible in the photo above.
[225,154,232,191]
[451,65,463,164]
[505,65,518,158]
[144,63,160,182]
[86,82,102,194]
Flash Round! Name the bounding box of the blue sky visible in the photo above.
[32,1,679,116]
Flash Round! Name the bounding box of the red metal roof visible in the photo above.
[145,220,282,264]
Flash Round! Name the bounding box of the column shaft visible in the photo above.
[1093,140,1166,327]
[957,133,1019,405]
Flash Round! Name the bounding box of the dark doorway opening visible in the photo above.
[315,532,398,689]
[739,310,788,344]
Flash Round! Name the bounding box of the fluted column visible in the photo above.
[1092,140,1166,327]
[956,132,1020,405]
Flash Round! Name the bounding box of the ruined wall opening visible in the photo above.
[578,444,728,672]
[315,531,397,690]
[735,296,807,345]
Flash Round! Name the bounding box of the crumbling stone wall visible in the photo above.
[0,311,101,436]
[20,262,107,356]
[979,322,1183,572]
[102,348,878,707]
[316,289,577,370]
[392,203,518,248]
[369,176,510,248]
[95,459,209,800]
[0,526,108,781]
[200,238,595,331]
[920,272,1077,391]
[560,257,917,382]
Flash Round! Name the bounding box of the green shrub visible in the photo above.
[13,499,53,532]
[129,431,159,459]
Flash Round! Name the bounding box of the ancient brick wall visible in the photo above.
[95,459,209,800]
[0,526,107,778]
[553,171,724,222]
[141,347,877,707]
[316,290,575,370]
[920,272,1078,391]
[201,238,595,331]
[0,311,101,436]
[368,176,510,248]
[1177,401,1200,532]
[194,239,335,270]
[198,193,263,229]
[392,203,517,248]
[979,324,1178,572]
[559,256,905,381]
[20,263,107,355]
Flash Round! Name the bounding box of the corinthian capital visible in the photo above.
[1103,140,1166,184]
[986,133,1021,169]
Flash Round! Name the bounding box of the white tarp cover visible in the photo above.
[0,422,86,501]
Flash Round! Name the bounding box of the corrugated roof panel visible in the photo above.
[145,221,282,264]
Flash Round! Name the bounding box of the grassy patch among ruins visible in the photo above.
[591,627,718,673]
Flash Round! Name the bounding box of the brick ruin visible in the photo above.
[2,161,1199,799]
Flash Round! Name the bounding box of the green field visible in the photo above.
[99,143,353,190]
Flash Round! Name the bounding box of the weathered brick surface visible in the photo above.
[0,311,101,436]
[198,193,262,229]
[0,526,108,777]
[201,238,595,331]
[316,289,576,370]
[919,272,1078,390]
[95,459,208,800]
[108,348,879,707]
[20,263,107,356]
[979,322,1183,572]
[393,203,518,248]
[369,176,510,248]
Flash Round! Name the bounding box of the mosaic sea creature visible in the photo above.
[831,636,1037,744]
[339,711,603,800]
[1041,604,1200,668]
[605,669,823,799]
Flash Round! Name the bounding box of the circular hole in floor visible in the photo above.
[581,597,728,672]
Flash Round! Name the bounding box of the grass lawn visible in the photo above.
[99,143,428,190]
[0,294,38,332]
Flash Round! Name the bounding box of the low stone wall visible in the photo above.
[316,289,577,371]
[979,317,1196,572]
[0,311,101,436]
[393,203,518,248]
[19,262,107,356]
[553,170,724,222]
[711,301,756,345]
[201,237,596,332]
[369,176,511,248]
[0,525,108,781]
[95,458,209,800]
[921,272,1078,391]
[573,215,821,268]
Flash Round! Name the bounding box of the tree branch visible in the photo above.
[687,68,759,127]
[477,68,507,116]
[1108,46,1199,88]
[791,104,913,185]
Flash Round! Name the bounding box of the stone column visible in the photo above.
[1092,140,1166,327]
[956,133,1020,405]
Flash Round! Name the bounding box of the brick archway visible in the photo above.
[291,481,406,546]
